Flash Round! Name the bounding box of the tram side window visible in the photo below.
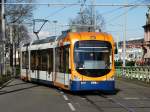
[64,46,70,74]
[36,50,41,70]
[22,51,29,69]
[22,52,25,69]
[56,47,65,73]
[56,47,61,72]
[41,50,48,71]
[31,51,36,70]
[55,46,69,73]
[60,48,64,72]
[49,49,53,72]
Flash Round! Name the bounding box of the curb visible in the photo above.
[0,79,13,89]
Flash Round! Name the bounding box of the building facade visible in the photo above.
[143,7,150,63]
[115,39,143,62]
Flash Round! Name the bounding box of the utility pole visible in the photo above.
[90,0,96,31]
[92,0,96,31]
[78,0,86,31]
[80,0,84,26]
[117,33,119,52]
[122,0,128,76]
[1,0,6,75]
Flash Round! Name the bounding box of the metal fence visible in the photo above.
[115,66,150,83]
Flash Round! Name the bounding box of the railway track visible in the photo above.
[71,91,136,112]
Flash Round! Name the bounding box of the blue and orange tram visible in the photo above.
[21,31,116,91]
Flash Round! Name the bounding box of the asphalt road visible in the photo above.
[0,79,150,112]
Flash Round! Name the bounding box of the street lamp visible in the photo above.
[1,0,6,75]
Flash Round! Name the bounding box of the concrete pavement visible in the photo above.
[0,79,71,112]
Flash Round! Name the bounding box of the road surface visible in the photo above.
[0,79,150,112]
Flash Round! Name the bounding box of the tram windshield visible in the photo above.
[74,40,112,77]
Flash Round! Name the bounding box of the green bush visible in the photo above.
[115,60,135,67]
[15,65,20,78]
[126,61,135,66]
[115,61,123,66]
[0,75,11,86]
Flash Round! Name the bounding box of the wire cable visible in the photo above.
[106,0,148,23]
[101,7,124,15]
[44,6,67,19]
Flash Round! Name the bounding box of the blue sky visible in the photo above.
[32,0,148,41]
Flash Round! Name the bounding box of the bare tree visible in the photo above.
[69,6,105,32]
[4,0,35,72]
[6,0,35,24]
[5,0,35,43]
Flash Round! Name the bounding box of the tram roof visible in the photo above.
[32,36,56,45]
[25,31,112,46]
[23,43,30,47]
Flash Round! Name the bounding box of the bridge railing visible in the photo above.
[115,66,150,83]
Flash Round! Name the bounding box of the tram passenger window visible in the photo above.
[56,47,64,73]
[64,46,69,74]
[22,52,26,69]
[56,46,70,73]
[55,48,58,72]
[31,51,36,70]
[41,50,48,71]
[48,49,53,72]
[56,47,61,72]
[25,52,29,69]
[22,51,29,69]
[36,50,42,70]
[60,48,64,72]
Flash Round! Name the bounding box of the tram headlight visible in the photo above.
[107,76,114,81]
[74,76,80,81]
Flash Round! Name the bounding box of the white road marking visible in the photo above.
[124,97,149,100]
[124,97,139,100]
[107,97,113,100]
[63,95,69,100]
[68,103,76,111]
[60,91,64,94]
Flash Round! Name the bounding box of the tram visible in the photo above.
[20,31,116,91]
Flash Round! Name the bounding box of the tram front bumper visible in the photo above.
[70,80,115,91]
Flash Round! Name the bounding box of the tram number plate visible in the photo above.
[91,81,98,84]
[81,82,86,84]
